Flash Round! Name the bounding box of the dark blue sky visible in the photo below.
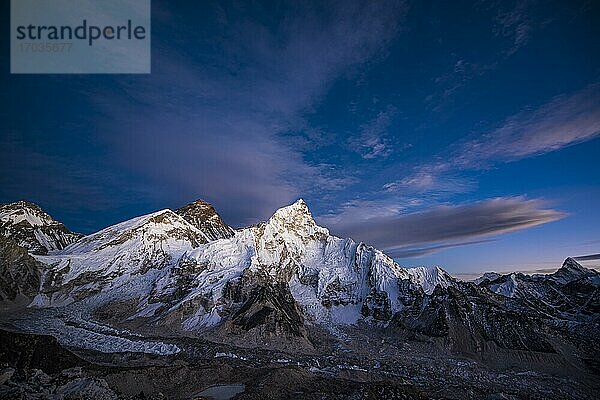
[2,0,599,273]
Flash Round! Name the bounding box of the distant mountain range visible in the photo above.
[1,199,598,378]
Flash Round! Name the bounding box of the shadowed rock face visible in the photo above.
[0,201,81,255]
[226,278,307,338]
[175,199,234,241]
[392,283,557,354]
[552,257,599,284]
[387,259,600,366]
[477,258,600,322]
[0,237,43,301]
[0,329,86,373]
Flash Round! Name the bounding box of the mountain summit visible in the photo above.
[175,199,234,241]
[264,199,328,240]
[551,257,596,284]
[0,201,81,255]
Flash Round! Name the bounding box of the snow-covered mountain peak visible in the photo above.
[187,199,213,209]
[266,199,329,238]
[490,273,519,298]
[62,208,205,254]
[30,209,208,306]
[473,272,502,285]
[551,257,597,284]
[400,265,455,295]
[271,199,310,219]
[0,201,81,254]
[175,199,234,241]
[0,201,55,227]
[561,257,586,272]
[244,200,331,279]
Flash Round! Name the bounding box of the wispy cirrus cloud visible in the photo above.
[348,105,399,159]
[388,83,600,196]
[427,59,497,107]
[0,1,409,230]
[385,239,495,258]
[321,196,565,258]
[383,169,473,196]
[426,1,550,110]
[90,0,408,225]
[455,82,600,166]
[493,0,536,57]
[574,254,600,262]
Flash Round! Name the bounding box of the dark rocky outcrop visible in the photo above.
[392,282,560,354]
[0,237,43,301]
[223,274,308,339]
[175,199,234,241]
[0,329,86,373]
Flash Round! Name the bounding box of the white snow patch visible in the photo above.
[490,274,519,298]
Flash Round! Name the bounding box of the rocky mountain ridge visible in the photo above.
[175,199,234,241]
[23,199,457,337]
[0,201,81,255]
[0,199,598,380]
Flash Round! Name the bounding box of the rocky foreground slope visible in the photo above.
[0,199,598,399]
